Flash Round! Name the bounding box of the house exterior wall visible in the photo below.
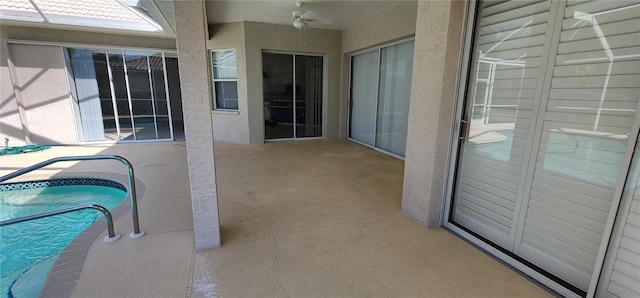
[0,25,176,145]
[401,0,465,227]
[208,22,251,144]
[244,21,342,144]
[341,1,418,54]
[0,31,27,146]
[8,43,77,144]
[339,1,418,140]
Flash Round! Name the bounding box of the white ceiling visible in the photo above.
[205,1,408,30]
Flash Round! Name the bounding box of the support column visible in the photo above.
[401,0,465,227]
[173,0,221,250]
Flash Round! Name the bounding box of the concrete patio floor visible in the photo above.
[0,140,552,297]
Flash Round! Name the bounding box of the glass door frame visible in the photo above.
[63,45,180,144]
[441,1,640,297]
[104,49,175,142]
[346,37,415,160]
[262,50,326,142]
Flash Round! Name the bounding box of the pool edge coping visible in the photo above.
[15,172,147,298]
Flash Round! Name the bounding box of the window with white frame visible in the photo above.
[211,49,238,110]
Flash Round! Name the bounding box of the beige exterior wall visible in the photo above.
[339,1,417,139]
[208,22,251,144]
[401,0,465,227]
[8,43,77,144]
[207,22,250,144]
[0,25,176,145]
[341,1,418,54]
[244,22,342,144]
[0,31,26,145]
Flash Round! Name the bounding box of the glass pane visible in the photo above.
[93,51,113,141]
[519,1,640,291]
[212,50,237,79]
[452,0,553,249]
[597,134,640,297]
[157,116,172,139]
[125,51,152,100]
[263,53,294,139]
[214,81,238,109]
[375,40,414,156]
[133,116,157,140]
[131,99,153,116]
[118,117,134,141]
[156,100,168,116]
[115,99,131,116]
[108,50,133,141]
[151,54,167,100]
[165,55,185,140]
[66,48,108,142]
[349,51,379,146]
[451,0,640,293]
[295,55,323,138]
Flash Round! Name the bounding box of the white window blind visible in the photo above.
[348,40,415,157]
[451,0,640,294]
[376,41,414,156]
[518,1,640,291]
[453,0,552,249]
[598,136,640,298]
[349,51,379,146]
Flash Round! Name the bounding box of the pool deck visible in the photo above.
[0,140,552,297]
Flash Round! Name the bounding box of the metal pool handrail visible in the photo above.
[0,204,121,242]
[0,155,145,239]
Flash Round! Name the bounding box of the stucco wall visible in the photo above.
[244,22,342,144]
[0,31,25,145]
[339,1,417,139]
[174,0,221,250]
[401,0,465,227]
[207,22,250,144]
[8,43,77,144]
[0,25,176,145]
[341,1,417,54]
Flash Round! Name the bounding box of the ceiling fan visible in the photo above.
[289,1,333,29]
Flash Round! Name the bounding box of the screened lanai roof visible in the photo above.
[0,0,165,33]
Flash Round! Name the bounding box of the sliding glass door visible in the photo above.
[65,48,183,142]
[348,40,414,157]
[263,52,323,140]
[448,1,640,295]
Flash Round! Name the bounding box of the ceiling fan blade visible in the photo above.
[306,18,333,25]
[300,10,319,19]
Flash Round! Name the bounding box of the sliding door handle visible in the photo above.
[460,117,469,144]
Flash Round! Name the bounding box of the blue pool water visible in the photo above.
[0,184,126,298]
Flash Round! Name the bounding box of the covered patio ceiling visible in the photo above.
[205,0,407,30]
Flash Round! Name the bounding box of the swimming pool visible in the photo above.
[0,179,127,298]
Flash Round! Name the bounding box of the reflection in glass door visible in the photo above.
[263,52,323,140]
[65,48,184,142]
[448,0,640,295]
